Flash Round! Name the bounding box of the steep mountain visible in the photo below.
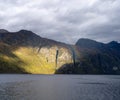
[0,30,120,74]
[56,38,120,74]
[0,29,73,74]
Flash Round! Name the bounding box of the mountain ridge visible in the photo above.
[0,29,120,74]
[0,29,119,45]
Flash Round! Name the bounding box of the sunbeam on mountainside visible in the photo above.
[0,29,120,74]
[1,0,120,100]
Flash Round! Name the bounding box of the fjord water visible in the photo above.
[0,75,120,100]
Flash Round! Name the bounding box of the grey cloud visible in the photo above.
[0,0,120,44]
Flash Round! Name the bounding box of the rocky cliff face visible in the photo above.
[39,47,72,67]
[0,29,120,74]
[0,29,72,74]
[56,38,120,74]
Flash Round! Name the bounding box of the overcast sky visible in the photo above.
[0,0,120,44]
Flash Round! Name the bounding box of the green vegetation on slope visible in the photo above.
[0,30,120,74]
[0,42,72,74]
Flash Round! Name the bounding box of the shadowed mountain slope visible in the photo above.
[0,29,73,74]
[0,30,120,74]
[56,38,120,74]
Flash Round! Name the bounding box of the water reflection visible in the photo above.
[0,75,120,100]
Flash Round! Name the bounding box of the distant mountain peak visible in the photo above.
[108,41,119,44]
[18,29,33,33]
[107,41,120,49]
[17,29,41,38]
[76,38,103,48]
[0,29,9,33]
[76,38,100,43]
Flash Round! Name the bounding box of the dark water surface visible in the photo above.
[0,75,120,100]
